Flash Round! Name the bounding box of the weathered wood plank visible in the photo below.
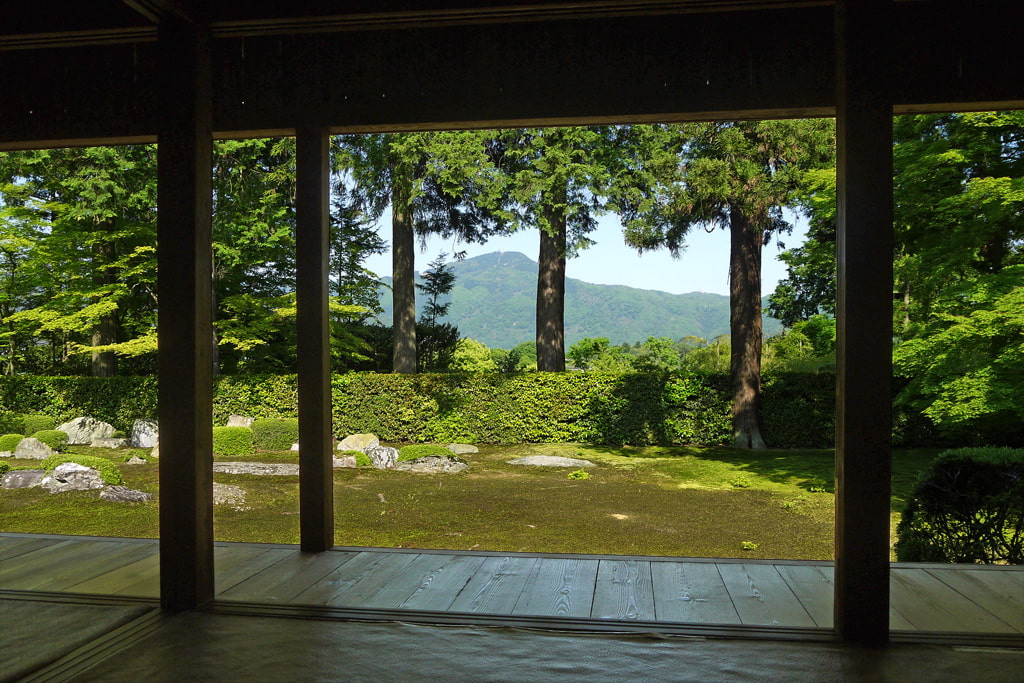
[324,551,421,607]
[775,564,834,628]
[0,539,94,586]
[590,559,654,621]
[220,550,356,603]
[717,563,816,627]
[0,535,64,560]
[447,555,538,615]
[31,541,157,593]
[214,547,293,595]
[363,554,489,611]
[924,568,1024,633]
[66,550,161,596]
[513,557,600,618]
[650,561,741,625]
[890,567,1020,633]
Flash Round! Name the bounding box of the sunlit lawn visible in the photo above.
[0,444,939,560]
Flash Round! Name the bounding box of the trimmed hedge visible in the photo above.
[22,414,55,434]
[0,376,158,432]
[0,434,24,452]
[895,447,1024,564]
[251,418,299,451]
[42,454,123,485]
[212,426,255,456]
[31,429,69,451]
[397,444,453,461]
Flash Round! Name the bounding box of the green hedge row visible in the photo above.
[0,372,838,447]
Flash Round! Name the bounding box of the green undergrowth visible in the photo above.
[0,444,943,560]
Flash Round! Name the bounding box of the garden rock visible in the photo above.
[396,455,469,474]
[150,443,159,459]
[333,455,357,468]
[290,443,300,451]
[41,463,106,493]
[0,451,12,458]
[338,433,379,452]
[213,462,299,476]
[447,444,479,455]
[14,437,54,460]
[226,415,254,428]
[130,419,159,448]
[91,438,128,449]
[57,417,115,445]
[507,455,595,468]
[125,455,148,465]
[365,445,398,469]
[2,469,45,489]
[101,486,153,503]
[213,483,249,510]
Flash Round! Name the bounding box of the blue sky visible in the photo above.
[362,210,809,297]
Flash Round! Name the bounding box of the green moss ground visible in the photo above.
[0,444,941,560]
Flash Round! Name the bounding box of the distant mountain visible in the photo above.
[376,251,782,349]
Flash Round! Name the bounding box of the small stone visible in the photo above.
[447,443,479,455]
[290,443,300,451]
[213,462,299,476]
[338,433,379,452]
[91,438,129,449]
[125,455,148,465]
[213,482,249,510]
[0,450,12,458]
[507,455,596,468]
[365,445,398,469]
[332,455,357,468]
[226,415,254,428]
[41,462,106,493]
[130,419,159,448]
[150,443,159,459]
[395,455,469,474]
[57,417,115,445]
[14,437,55,460]
[100,486,153,503]
[2,469,45,489]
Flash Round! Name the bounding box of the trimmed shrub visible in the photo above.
[0,433,24,452]
[21,414,55,434]
[0,411,22,433]
[0,462,8,476]
[31,429,70,452]
[338,449,370,467]
[397,444,453,462]
[42,454,124,485]
[895,447,1024,564]
[251,418,300,451]
[212,426,255,457]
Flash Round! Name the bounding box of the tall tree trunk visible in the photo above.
[391,171,417,374]
[729,205,766,449]
[536,193,567,372]
[91,228,118,377]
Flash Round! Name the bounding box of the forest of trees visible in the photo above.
[1,114,1021,447]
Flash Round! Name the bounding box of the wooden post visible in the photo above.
[296,125,335,552]
[834,0,894,645]
[157,16,215,610]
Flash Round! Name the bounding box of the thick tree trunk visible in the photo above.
[536,197,567,372]
[91,232,118,377]
[729,205,767,449]
[391,172,417,374]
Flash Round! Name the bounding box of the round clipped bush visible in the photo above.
[251,418,299,451]
[397,444,453,462]
[22,414,56,435]
[0,462,9,476]
[896,447,1024,564]
[0,433,24,452]
[338,449,370,467]
[41,453,124,485]
[31,429,70,452]
[212,426,255,457]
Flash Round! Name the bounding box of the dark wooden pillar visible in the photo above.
[296,125,335,552]
[834,0,894,645]
[157,16,214,610]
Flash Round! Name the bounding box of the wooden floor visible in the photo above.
[2,533,1021,637]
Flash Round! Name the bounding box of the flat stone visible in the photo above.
[332,455,356,468]
[365,445,398,469]
[290,443,299,451]
[213,462,299,476]
[57,416,115,445]
[395,455,469,474]
[125,455,148,465]
[226,415,254,428]
[0,450,12,458]
[213,482,249,510]
[91,438,129,449]
[446,444,479,455]
[14,437,54,460]
[41,462,106,493]
[1,469,45,489]
[130,419,159,448]
[507,455,596,468]
[338,433,379,452]
[100,486,153,503]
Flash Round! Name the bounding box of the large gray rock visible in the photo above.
[91,437,128,449]
[226,415,254,428]
[365,445,398,469]
[130,419,159,448]
[41,462,106,493]
[213,482,249,510]
[14,437,54,460]
[213,462,299,476]
[395,455,469,474]
[332,455,357,468]
[338,433,379,452]
[447,443,479,455]
[100,486,153,503]
[57,417,115,445]
[507,455,596,468]
[1,469,45,489]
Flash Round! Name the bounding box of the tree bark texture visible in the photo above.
[391,172,417,374]
[729,205,767,449]
[536,197,567,372]
[91,226,118,377]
